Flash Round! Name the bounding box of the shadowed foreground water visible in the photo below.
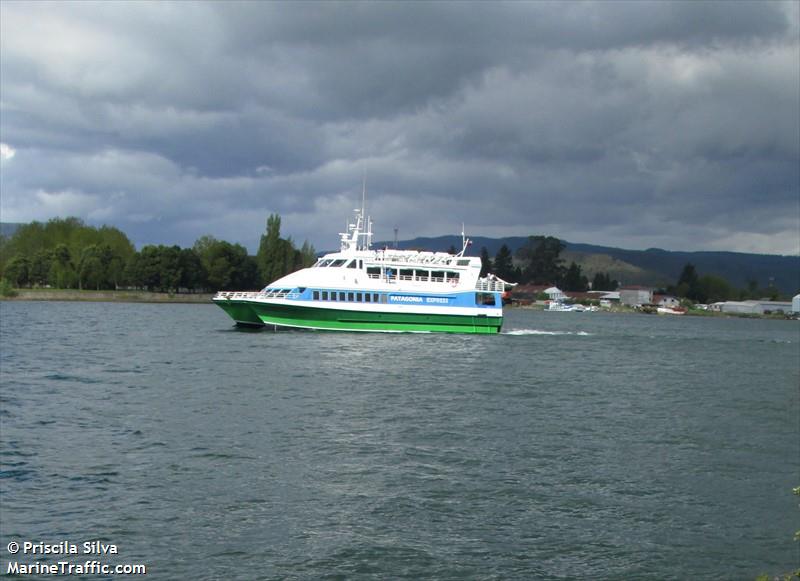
[1,301,798,579]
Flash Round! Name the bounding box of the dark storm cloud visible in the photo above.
[1,1,797,254]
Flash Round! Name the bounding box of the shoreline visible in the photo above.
[1,289,215,304]
[510,303,795,320]
[2,290,795,319]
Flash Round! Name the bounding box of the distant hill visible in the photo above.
[375,235,800,294]
[0,223,23,239]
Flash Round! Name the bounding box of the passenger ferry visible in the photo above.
[213,205,514,333]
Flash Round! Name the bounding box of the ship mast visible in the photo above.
[339,177,373,253]
[457,222,471,256]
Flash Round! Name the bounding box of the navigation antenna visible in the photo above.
[361,171,367,221]
[339,175,373,252]
[457,222,471,256]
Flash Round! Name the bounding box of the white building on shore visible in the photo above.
[619,286,653,307]
[715,300,794,315]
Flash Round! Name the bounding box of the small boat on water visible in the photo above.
[213,204,515,333]
[547,301,598,312]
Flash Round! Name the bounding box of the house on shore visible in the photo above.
[512,284,566,303]
[619,286,653,307]
[653,294,680,308]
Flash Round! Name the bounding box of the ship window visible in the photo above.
[313,291,319,300]
[379,294,388,304]
[339,292,346,301]
[357,260,363,269]
[331,291,337,301]
[400,269,413,280]
[348,292,354,301]
[356,292,362,302]
[476,292,496,306]
[457,259,470,266]
[432,271,445,282]
[346,260,356,268]
[415,269,429,281]
[367,266,381,277]
[446,272,459,282]
[373,293,380,303]
[365,293,371,303]
[330,259,347,267]
[322,291,328,300]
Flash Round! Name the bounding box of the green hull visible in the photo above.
[214,300,266,327]
[214,299,501,334]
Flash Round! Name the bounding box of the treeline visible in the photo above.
[663,263,783,303]
[480,236,618,291]
[0,215,314,292]
[477,235,786,301]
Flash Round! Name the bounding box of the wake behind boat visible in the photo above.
[213,204,514,333]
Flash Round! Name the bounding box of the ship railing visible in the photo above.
[372,253,454,265]
[214,291,267,300]
[475,278,515,292]
[366,273,461,285]
[215,290,303,300]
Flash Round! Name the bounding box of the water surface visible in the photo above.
[1,302,798,579]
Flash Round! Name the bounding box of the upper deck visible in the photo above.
[258,205,513,294]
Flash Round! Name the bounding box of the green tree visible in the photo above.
[697,274,734,303]
[208,256,234,290]
[4,256,30,287]
[192,235,218,259]
[0,217,134,289]
[676,263,701,301]
[257,214,283,284]
[517,236,565,284]
[479,247,492,278]
[494,244,515,281]
[591,272,618,291]
[49,244,76,289]
[130,246,163,290]
[255,214,308,284]
[29,250,53,287]
[77,245,105,290]
[178,248,207,291]
[198,239,258,291]
[299,240,317,268]
[562,261,588,291]
[159,246,182,292]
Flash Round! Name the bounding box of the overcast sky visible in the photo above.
[1,1,798,255]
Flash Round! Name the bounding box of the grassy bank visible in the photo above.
[1,288,214,303]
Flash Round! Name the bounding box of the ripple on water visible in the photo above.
[0,303,797,579]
